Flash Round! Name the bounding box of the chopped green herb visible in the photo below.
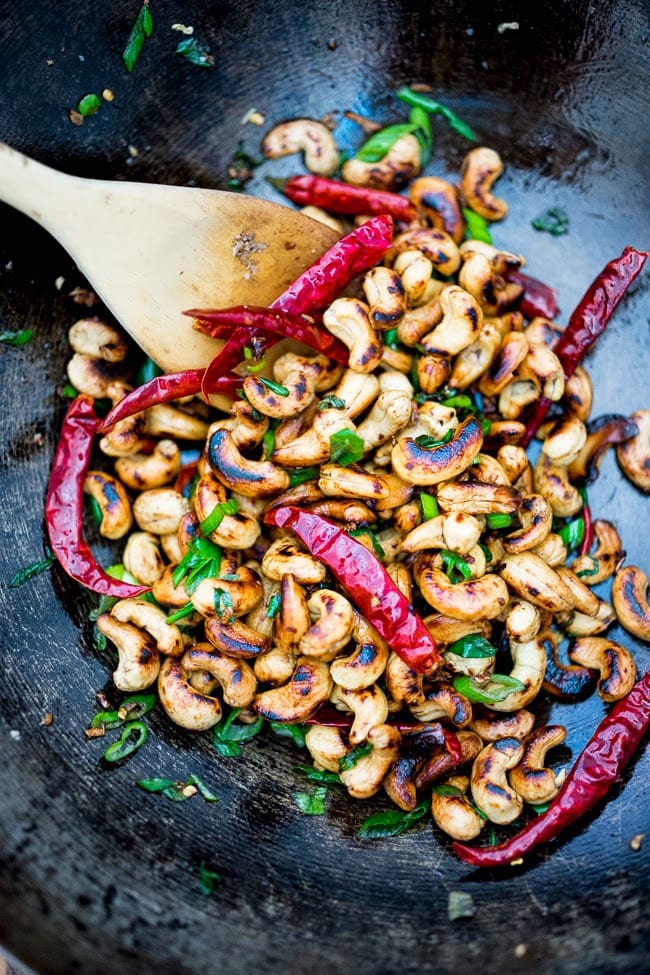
[61,382,78,398]
[269,722,306,748]
[292,786,328,815]
[106,564,140,585]
[383,327,399,349]
[558,517,585,551]
[198,861,221,895]
[77,94,101,118]
[348,527,385,561]
[440,549,472,583]
[420,493,440,520]
[88,494,104,527]
[481,418,491,435]
[165,602,195,624]
[262,424,277,459]
[441,393,476,412]
[136,777,177,794]
[266,591,282,619]
[9,549,56,587]
[486,513,513,530]
[213,707,264,758]
[576,560,600,578]
[338,741,373,773]
[453,673,526,705]
[396,87,477,141]
[318,393,346,411]
[354,123,420,163]
[89,693,156,731]
[288,466,320,487]
[478,541,493,563]
[529,801,551,815]
[448,890,475,921]
[408,105,433,165]
[213,588,235,622]
[532,207,569,236]
[357,799,429,839]
[462,208,493,244]
[431,783,464,797]
[329,428,365,466]
[294,764,342,786]
[0,329,33,346]
[103,720,148,762]
[260,377,290,397]
[137,774,218,802]
[172,536,222,592]
[176,36,215,68]
[447,634,497,659]
[136,356,163,386]
[122,2,153,73]
[200,497,239,536]
[414,430,453,449]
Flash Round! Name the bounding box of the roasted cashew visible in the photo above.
[612,565,650,640]
[299,589,355,661]
[409,681,473,727]
[401,511,483,556]
[330,684,389,744]
[555,567,600,617]
[262,537,326,584]
[207,429,290,498]
[393,250,435,306]
[262,118,339,175]
[409,176,464,242]
[420,285,482,356]
[392,226,461,277]
[253,647,297,686]
[392,416,484,486]
[339,724,402,800]
[502,493,553,554]
[563,366,593,421]
[362,266,407,328]
[99,385,146,457]
[561,598,616,637]
[415,731,483,791]
[498,379,540,420]
[300,205,344,233]
[478,331,529,396]
[396,295,444,346]
[182,644,257,708]
[471,738,523,825]
[318,464,390,500]
[243,367,317,419]
[431,774,485,841]
[322,298,383,373]
[69,317,128,362]
[385,723,455,810]
[449,315,506,390]
[341,133,421,190]
[152,566,196,608]
[208,400,270,452]
[273,352,342,393]
[469,452,511,485]
[496,445,529,485]
[144,403,210,441]
[329,636,389,690]
[304,724,348,772]
[469,707,535,742]
[204,616,269,659]
[509,726,567,804]
[416,553,509,621]
[270,573,309,653]
[458,251,518,316]
[158,656,221,731]
[254,657,332,723]
[271,408,357,468]
[518,342,565,401]
[436,480,522,515]
[569,637,637,701]
[193,471,260,549]
[356,378,413,451]
[66,352,129,398]
[504,600,541,643]
[542,415,587,466]
[415,354,451,394]
[133,487,190,536]
[111,598,184,657]
[330,369,381,419]
[115,439,181,490]
[96,614,160,692]
[84,470,133,539]
[191,566,264,618]
[571,519,624,585]
[423,614,492,646]
[489,637,547,712]
[533,451,582,518]
[461,146,508,221]
[616,410,650,492]
[122,531,165,586]
[499,552,576,612]
[541,629,595,700]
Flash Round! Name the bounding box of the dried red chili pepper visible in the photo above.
[578,499,594,557]
[264,505,441,674]
[522,246,648,446]
[273,174,418,223]
[199,215,394,397]
[98,370,243,432]
[188,305,349,364]
[453,669,650,867]
[46,396,149,597]
[509,270,558,321]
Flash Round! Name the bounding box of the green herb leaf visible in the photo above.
[122,3,153,73]
[89,693,156,731]
[88,494,104,527]
[357,800,429,839]
[0,329,33,346]
[213,588,235,622]
[292,786,328,815]
[354,123,419,163]
[431,783,464,797]
[165,602,195,624]
[453,674,526,705]
[262,425,277,459]
[294,764,342,786]
[558,517,585,550]
[266,591,281,619]
[103,720,148,763]
[269,722,306,748]
[441,393,476,412]
[396,88,477,141]
[200,497,238,536]
[9,549,56,587]
[447,634,497,659]
[440,549,472,583]
[420,493,440,521]
[448,890,475,921]
[486,513,513,530]
[576,560,600,579]
[532,207,569,237]
[383,327,399,349]
[214,708,264,757]
[198,861,221,894]
[137,777,176,793]
[408,105,433,164]
[288,466,320,487]
[61,382,79,398]
[462,208,493,244]
[329,429,366,466]
[136,356,163,386]
[414,430,453,449]
[338,741,373,772]
[78,94,101,118]
[529,801,551,815]
[176,36,215,68]
[172,536,222,590]
[260,377,290,397]
[318,394,346,412]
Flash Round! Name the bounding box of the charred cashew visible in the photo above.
[542,415,587,466]
[115,439,181,490]
[612,565,650,640]
[356,374,413,451]
[431,774,485,841]
[158,657,221,731]
[362,266,407,328]
[304,724,348,772]
[616,410,650,492]
[449,316,504,390]
[322,298,383,373]
[208,429,289,498]
[182,644,257,708]
[330,637,389,690]
[502,493,553,553]
[299,590,355,661]
[262,537,326,584]
[69,317,129,362]
[489,638,547,712]
[571,519,624,585]
[318,464,390,500]
[555,567,600,617]
[509,726,567,804]
[84,470,133,539]
[123,532,165,586]
[518,342,565,401]
[471,738,524,825]
[339,724,402,800]
[243,367,316,419]
[415,554,509,621]
[533,452,582,518]
[262,118,339,175]
[401,512,482,556]
[144,403,210,441]
[569,637,637,701]
[111,599,184,657]
[394,250,435,305]
[253,647,297,686]
[254,657,332,723]
[423,614,492,646]
[409,681,473,727]
[461,147,508,221]
[561,598,616,638]
[204,616,269,659]
[478,331,529,396]
[409,176,464,242]
[271,408,357,468]
[469,708,535,742]
[191,566,264,618]
[392,416,484,486]
[384,723,453,810]
[420,285,482,356]
[498,379,540,420]
[133,488,190,536]
[392,227,461,276]
[66,353,129,398]
[436,481,522,515]
[499,552,576,612]
[341,133,421,190]
[95,614,160,692]
[329,684,389,744]
[504,600,541,643]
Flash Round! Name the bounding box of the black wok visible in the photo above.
[0,1,648,973]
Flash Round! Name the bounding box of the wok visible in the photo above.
[0,1,648,973]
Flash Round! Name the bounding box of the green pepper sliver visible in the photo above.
[103,720,148,762]
[447,634,497,659]
[453,674,526,705]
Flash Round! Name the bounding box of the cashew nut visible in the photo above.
[299,589,355,660]
[341,133,421,190]
[271,408,357,468]
[471,738,524,825]
[322,298,383,373]
[436,480,522,515]
[339,724,402,799]
[571,519,624,585]
[401,512,482,556]
[329,636,389,690]
[509,726,567,804]
[499,552,576,612]
[133,487,190,536]
[262,537,326,584]
[262,118,339,175]
[115,439,182,490]
[208,428,289,498]
[469,708,535,742]
[392,227,461,277]
[502,493,553,553]
[69,317,129,362]
[329,683,388,744]
[362,266,407,328]
[144,403,210,441]
[111,598,184,656]
[182,644,257,708]
[408,176,465,242]
[394,250,435,306]
[158,656,222,731]
[420,285,482,356]
[616,409,650,492]
[95,614,160,692]
[204,616,269,659]
[569,637,637,701]
[461,147,508,221]
[612,565,650,641]
[478,331,529,396]
[489,638,547,712]
[84,470,133,539]
[533,451,582,518]
[243,367,317,419]
[191,566,264,618]
[254,657,332,723]
[66,352,129,398]
[542,415,587,466]
[431,774,485,841]
[122,531,165,586]
[392,416,484,486]
[304,724,348,772]
[415,553,509,620]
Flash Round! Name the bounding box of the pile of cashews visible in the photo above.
[65,127,650,842]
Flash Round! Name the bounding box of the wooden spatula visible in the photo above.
[0,142,337,372]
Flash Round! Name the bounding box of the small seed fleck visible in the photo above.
[630,833,644,851]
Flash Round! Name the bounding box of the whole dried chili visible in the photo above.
[272,174,418,223]
[46,395,149,597]
[199,214,394,396]
[578,499,594,557]
[522,246,648,447]
[188,305,350,364]
[453,668,650,867]
[98,370,243,432]
[264,505,441,674]
[509,270,558,321]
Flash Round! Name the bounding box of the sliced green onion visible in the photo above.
[420,493,440,520]
[61,382,79,398]
[213,588,235,621]
[431,783,464,797]
[262,425,277,459]
[198,862,221,894]
[447,634,497,659]
[200,497,239,536]
[266,591,282,619]
[329,428,365,466]
[453,674,526,705]
[383,327,399,349]
[414,430,453,449]
[294,764,341,786]
[288,466,320,487]
[122,3,153,73]
[486,513,513,529]
[260,377,290,397]
[103,721,148,762]
[558,517,585,550]
[462,208,493,244]
[395,88,477,141]
[165,602,195,624]
[440,549,472,583]
[292,786,328,815]
[338,741,373,772]
[269,722,306,748]
[441,393,476,411]
[9,549,56,587]
[0,329,33,346]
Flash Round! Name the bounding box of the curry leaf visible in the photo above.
[176,37,215,68]
[292,786,328,815]
[357,800,429,839]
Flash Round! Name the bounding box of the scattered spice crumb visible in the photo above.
[69,286,98,306]
[171,23,194,35]
[514,943,528,959]
[410,82,433,92]
[128,145,139,158]
[5,260,14,271]
[448,890,475,920]
[32,432,45,448]
[182,785,198,798]
[630,833,644,851]
[85,726,106,739]
[9,730,21,742]
[69,110,84,127]
[46,59,54,66]
[54,275,65,291]
[327,38,337,50]
[102,88,115,102]
[344,110,381,134]
[96,691,110,709]
[241,108,265,126]
[40,713,54,726]
[497,21,520,32]
[510,857,524,866]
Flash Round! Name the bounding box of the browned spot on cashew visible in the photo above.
[612,566,650,641]
[392,415,484,486]
[208,428,289,498]
[204,617,269,659]
[423,614,492,646]
[461,146,508,221]
[533,451,582,518]
[329,683,389,744]
[471,738,523,824]
[362,266,407,329]
[254,657,332,723]
[616,409,650,492]
[322,298,383,373]
[392,227,461,277]
[509,725,567,804]
[409,681,473,727]
[569,637,637,702]
[478,331,529,396]
[111,598,184,657]
[158,656,221,731]
[502,494,553,554]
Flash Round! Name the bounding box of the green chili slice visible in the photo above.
[329,429,365,466]
[420,493,440,520]
[395,88,477,141]
[486,513,513,529]
[558,517,585,550]
[199,497,238,536]
[288,466,320,487]
[447,634,497,659]
[462,208,493,244]
[452,674,526,705]
[103,720,148,762]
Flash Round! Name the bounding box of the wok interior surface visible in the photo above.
[0,1,648,973]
